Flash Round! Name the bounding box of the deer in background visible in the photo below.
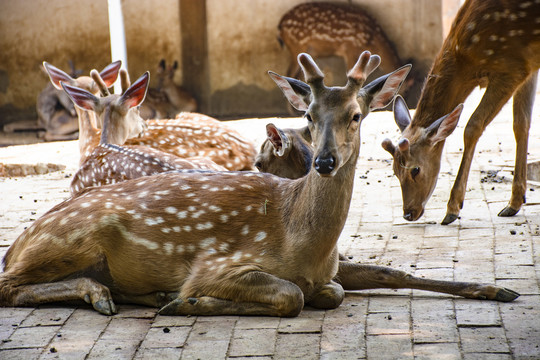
[62,70,224,195]
[0,52,517,317]
[278,2,415,99]
[36,60,80,141]
[139,59,197,119]
[382,0,540,224]
[45,62,256,171]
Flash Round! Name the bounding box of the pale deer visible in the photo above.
[63,71,224,195]
[254,124,312,179]
[278,2,414,96]
[0,53,517,317]
[43,61,124,165]
[382,0,540,224]
[139,59,197,119]
[0,51,405,316]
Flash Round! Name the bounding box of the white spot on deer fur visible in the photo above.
[220,214,229,223]
[254,231,267,242]
[196,222,214,230]
[115,205,125,211]
[223,186,235,191]
[241,225,249,236]
[165,206,177,214]
[163,242,174,255]
[131,235,159,250]
[192,210,206,218]
[176,210,188,219]
[138,191,149,198]
[489,35,498,41]
[471,34,480,43]
[184,225,192,232]
[231,210,239,216]
[209,205,221,212]
[176,244,184,253]
[200,237,216,248]
[80,202,91,208]
[145,217,164,226]
[231,251,243,262]
[219,243,229,252]
[161,228,171,234]
[245,205,253,212]
[172,226,181,232]
[484,49,494,56]
[519,1,532,8]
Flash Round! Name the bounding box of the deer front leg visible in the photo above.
[305,280,344,309]
[442,76,521,225]
[159,271,304,317]
[335,262,519,302]
[499,71,537,217]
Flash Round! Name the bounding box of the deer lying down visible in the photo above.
[62,70,224,195]
[381,0,540,224]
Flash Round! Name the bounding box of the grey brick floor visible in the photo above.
[1,87,539,359]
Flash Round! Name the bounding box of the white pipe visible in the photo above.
[108,0,128,94]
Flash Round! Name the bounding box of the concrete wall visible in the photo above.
[0,0,460,126]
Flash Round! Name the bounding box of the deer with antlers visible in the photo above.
[381,0,540,224]
[0,52,517,317]
[62,70,224,195]
[44,62,256,171]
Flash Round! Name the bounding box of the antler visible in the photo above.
[346,50,381,91]
[90,69,110,97]
[298,53,325,94]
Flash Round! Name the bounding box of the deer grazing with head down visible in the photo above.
[0,52,518,317]
[382,0,540,224]
[139,59,197,120]
[45,62,256,171]
[62,70,224,195]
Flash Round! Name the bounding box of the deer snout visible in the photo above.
[314,155,336,175]
[403,208,424,222]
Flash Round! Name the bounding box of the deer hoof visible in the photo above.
[494,288,520,302]
[158,298,184,315]
[441,213,459,225]
[93,299,118,315]
[497,206,519,217]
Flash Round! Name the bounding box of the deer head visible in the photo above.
[381,96,464,221]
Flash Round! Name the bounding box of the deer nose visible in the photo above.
[314,155,335,174]
[403,212,415,221]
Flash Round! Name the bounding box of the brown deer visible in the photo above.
[0,53,517,317]
[254,124,312,179]
[382,0,540,224]
[63,71,224,195]
[139,59,197,119]
[278,2,414,95]
[44,62,256,171]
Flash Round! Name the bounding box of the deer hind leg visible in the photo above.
[305,280,344,309]
[113,291,179,308]
[0,274,117,315]
[335,262,519,302]
[158,270,304,317]
[499,71,538,217]
[442,73,527,225]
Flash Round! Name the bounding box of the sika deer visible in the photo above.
[278,2,414,94]
[0,51,409,316]
[63,71,224,195]
[382,0,540,224]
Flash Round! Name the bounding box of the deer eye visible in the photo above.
[411,167,420,179]
[305,114,313,122]
[352,113,361,122]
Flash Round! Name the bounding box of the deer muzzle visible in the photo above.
[314,154,336,175]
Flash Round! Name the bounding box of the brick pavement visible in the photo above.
[0,88,539,359]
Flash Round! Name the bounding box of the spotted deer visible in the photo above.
[0,52,517,317]
[63,71,224,195]
[44,62,256,171]
[43,61,124,164]
[278,2,414,95]
[139,59,197,119]
[382,0,540,224]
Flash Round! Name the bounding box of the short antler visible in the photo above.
[346,51,380,90]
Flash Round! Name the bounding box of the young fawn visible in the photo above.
[381,0,540,224]
[63,71,224,195]
[139,59,197,119]
[45,62,256,171]
[0,51,411,316]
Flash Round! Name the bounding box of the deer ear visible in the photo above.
[427,104,463,145]
[268,71,311,111]
[119,72,149,109]
[61,82,100,111]
[43,62,74,90]
[99,60,122,88]
[359,64,412,111]
[393,95,411,132]
[266,123,291,157]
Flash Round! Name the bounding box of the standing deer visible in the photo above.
[0,52,517,317]
[45,62,256,171]
[382,0,540,224]
[278,2,414,95]
[139,59,197,119]
[63,70,224,195]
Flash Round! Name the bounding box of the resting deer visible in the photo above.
[0,52,517,318]
[139,59,197,119]
[63,71,224,195]
[278,2,414,96]
[45,62,255,171]
[381,0,540,224]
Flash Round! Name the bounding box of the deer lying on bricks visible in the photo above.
[63,70,224,195]
[0,52,518,317]
[381,0,540,224]
[278,2,415,97]
[140,59,197,119]
[45,62,256,171]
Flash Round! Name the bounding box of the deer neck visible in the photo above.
[76,107,100,164]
